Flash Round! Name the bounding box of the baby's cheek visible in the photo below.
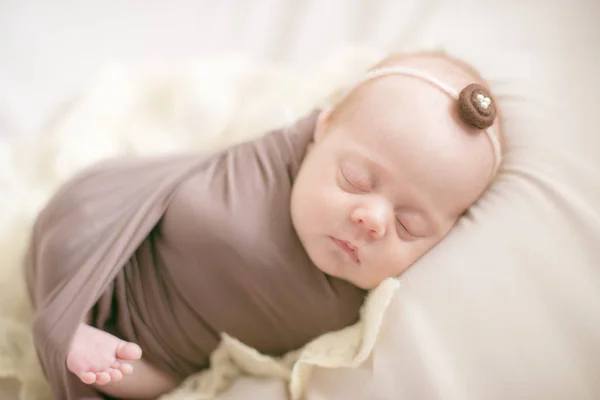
[385,245,412,276]
[408,238,441,268]
[313,186,339,218]
[379,240,425,278]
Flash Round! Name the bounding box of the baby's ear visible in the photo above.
[314,108,332,143]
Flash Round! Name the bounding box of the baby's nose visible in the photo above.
[351,202,389,239]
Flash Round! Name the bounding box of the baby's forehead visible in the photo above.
[340,78,460,147]
[334,107,468,175]
[332,54,481,127]
[359,52,503,143]
[330,52,501,163]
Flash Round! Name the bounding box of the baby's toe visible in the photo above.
[108,368,123,381]
[95,372,111,385]
[80,372,96,385]
[117,342,142,361]
[119,363,134,375]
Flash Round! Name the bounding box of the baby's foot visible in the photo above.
[67,323,142,385]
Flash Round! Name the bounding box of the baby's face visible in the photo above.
[291,59,496,289]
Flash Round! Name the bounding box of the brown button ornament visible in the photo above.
[458,83,496,129]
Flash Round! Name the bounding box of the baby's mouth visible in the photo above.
[331,237,361,264]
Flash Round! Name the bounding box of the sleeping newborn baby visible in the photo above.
[24,52,503,400]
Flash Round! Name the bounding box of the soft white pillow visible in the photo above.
[304,1,600,399]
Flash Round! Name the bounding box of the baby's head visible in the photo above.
[291,52,503,289]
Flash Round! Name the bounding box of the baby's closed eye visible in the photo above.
[396,213,429,239]
[338,162,373,193]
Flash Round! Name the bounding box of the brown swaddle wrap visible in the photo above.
[24,111,366,400]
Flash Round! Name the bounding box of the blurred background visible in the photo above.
[0,0,427,139]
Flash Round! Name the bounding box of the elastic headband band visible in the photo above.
[347,66,502,177]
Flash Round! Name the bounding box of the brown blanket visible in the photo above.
[24,111,366,399]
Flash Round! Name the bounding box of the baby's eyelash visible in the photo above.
[396,218,413,236]
[397,219,408,231]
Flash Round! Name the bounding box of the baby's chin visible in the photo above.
[345,276,382,291]
[317,260,380,290]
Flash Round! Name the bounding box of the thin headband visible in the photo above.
[347,66,502,177]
